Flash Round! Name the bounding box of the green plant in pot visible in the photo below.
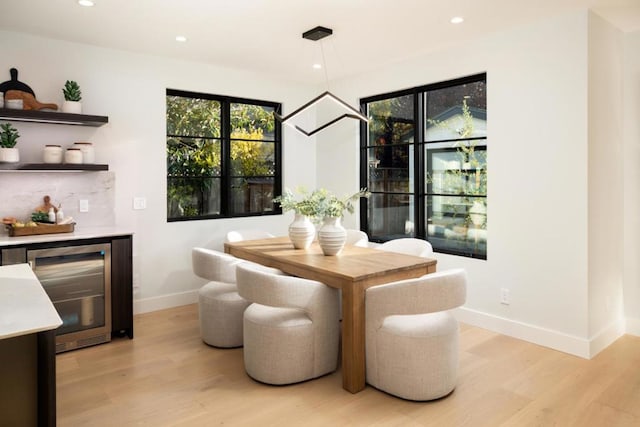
[0,123,20,163]
[62,80,82,114]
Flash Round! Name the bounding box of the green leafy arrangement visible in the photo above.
[274,187,370,219]
[63,80,82,102]
[0,123,20,148]
[31,211,50,223]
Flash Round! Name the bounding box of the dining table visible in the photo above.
[224,236,437,393]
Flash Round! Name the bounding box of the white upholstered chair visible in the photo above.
[376,237,434,257]
[236,262,340,385]
[365,269,467,401]
[192,248,249,348]
[225,229,274,243]
[345,229,369,247]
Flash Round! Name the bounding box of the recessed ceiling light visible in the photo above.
[450,16,464,24]
[312,63,322,70]
[175,36,187,42]
[78,0,94,6]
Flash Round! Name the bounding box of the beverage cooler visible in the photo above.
[27,243,111,353]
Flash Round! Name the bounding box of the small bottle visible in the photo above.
[48,207,56,223]
[56,206,64,222]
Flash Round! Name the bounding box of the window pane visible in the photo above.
[367,193,415,241]
[368,95,414,152]
[427,195,486,258]
[167,177,221,219]
[231,103,276,141]
[367,146,413,193]
[426,145,486,196]
[230,177,275,215]
[230,140,275,176]
[166,96,221,138]
[424,81,486,142]
[167,137,221,176]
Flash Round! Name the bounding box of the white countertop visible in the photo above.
[0,225,133,247]
[0,264,62,340]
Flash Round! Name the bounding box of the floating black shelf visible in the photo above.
[0,108,108,127]
[0,163,108,171]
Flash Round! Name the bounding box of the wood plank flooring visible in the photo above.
[56,304,640,426]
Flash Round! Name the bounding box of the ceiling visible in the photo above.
[0,0,638,85]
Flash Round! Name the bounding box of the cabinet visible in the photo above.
[0,107,109,171]
[0,234,134,343]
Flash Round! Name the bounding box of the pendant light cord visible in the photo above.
[320,40,330,91]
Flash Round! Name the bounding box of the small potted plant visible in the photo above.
[62,80,82,114]
[0,123,20,163]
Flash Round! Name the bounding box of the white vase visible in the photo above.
[318,216,347,256]
[0,147,19,163]
[469,200,486,227]
[62,100,82,114]
[288,213,315,249]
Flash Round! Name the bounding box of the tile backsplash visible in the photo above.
[0,171,115,230]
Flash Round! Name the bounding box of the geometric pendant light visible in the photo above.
[274,26,368,136]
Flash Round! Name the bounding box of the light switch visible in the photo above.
[79,199,89,212]
[133,197,147,210]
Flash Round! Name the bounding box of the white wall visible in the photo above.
[318,11,595,356]
[623,30,640,335]
[0,31,317,312]
[2,10,635,358]
[587,12,625,354]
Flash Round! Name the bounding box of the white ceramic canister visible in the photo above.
[73,142,95,163]
[43,144,63,164]
[5,99,23,110]
[64,147,83,164]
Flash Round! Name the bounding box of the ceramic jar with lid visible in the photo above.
[43,145,63,164]
[73,142,95,163]
[64,147,83,164]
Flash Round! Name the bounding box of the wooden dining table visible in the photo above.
[224,236,437,393]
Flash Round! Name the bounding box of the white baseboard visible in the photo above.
[455,307,591,358]
[131,292,630,358]
[626,317,640,336]
[133,290,198,315]
[588,317,626,357]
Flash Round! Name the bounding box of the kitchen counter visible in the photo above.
[0,263,62,339]
[0,225,134,247]
[0,263,61,426]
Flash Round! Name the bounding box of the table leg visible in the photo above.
[340,282,366,393]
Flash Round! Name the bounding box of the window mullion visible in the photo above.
[220,100,231,216]
[415,90,425,239]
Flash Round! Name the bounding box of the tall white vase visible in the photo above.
[318,216,347,256]
[288,213,315,249]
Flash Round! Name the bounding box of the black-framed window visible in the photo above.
[166,89,282,221]
[360,73,487,259]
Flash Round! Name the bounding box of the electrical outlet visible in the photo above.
[500,288,510,305]
[79,199,89,212]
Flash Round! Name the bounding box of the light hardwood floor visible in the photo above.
[57,304,640,426]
